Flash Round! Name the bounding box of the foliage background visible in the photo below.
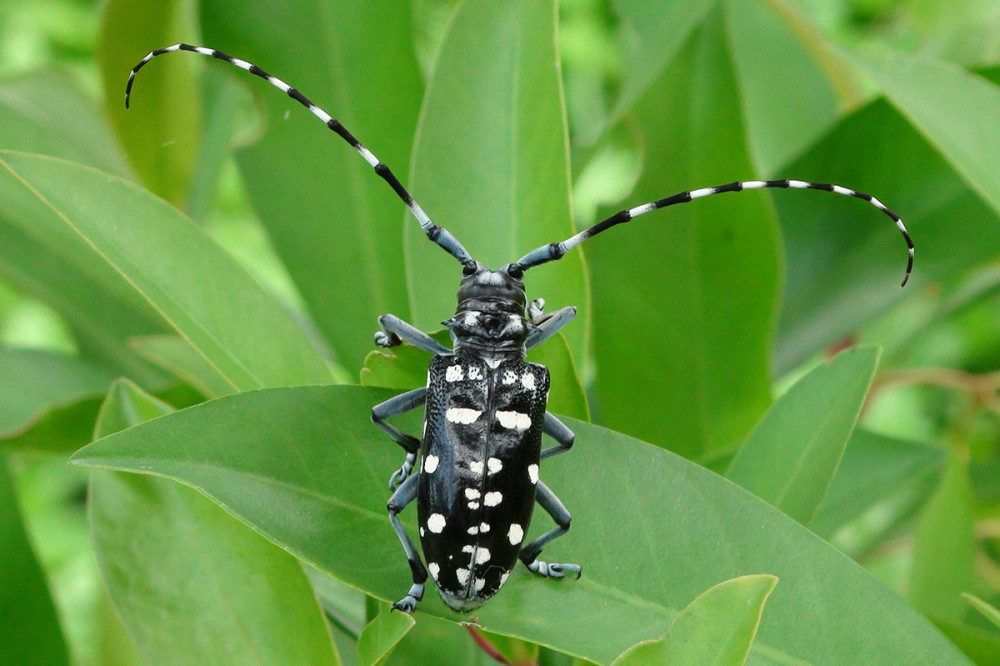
[1,0,1000,664]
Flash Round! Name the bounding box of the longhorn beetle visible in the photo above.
[127,43,914,614]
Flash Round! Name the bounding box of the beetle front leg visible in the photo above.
[387,474,427,613]
[519,481,581,579]
[375,314,452,356]
[525,304,577,351]
[372,388,426,489]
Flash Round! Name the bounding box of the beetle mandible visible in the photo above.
[126,44,914,613]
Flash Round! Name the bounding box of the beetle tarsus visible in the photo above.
[392,583,424,614]
[388,452,416,490]
[374,330,402,348]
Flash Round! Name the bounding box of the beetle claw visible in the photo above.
[526,559,582,580]
[374,330,402,348]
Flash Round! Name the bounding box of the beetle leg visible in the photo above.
[525,306,577,350]
[372,388,426,489]
[375,314,453,355]
[387,474,427,613]
[519,481,581,579]
[540,412,574,460]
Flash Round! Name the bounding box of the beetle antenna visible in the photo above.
[513,179,914,287]
[125,43,473,266]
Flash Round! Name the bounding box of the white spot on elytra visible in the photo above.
[487,457,503,474]
[427,513,446,533]
[446,407,481,424]
[465,488,481,500]
[428,563,440,580]
[496,411,531,431]
[521,372,536,390]
[423,455,439,474]
[446,365,464,382]
[474,578,486,592]
[468,526,479,535]
[508,524,524,545]
[469,461,484,476]
[468,501,480,510]
[500,572,510,586]
[468,366,483,380]
[456,568,470,585]
[462,545,474,553]
[420,527,425,537]
[480,522,490,533]
[484,491,503,507]
[475,548,491,565]
[502,370,518,385]
[528,464,539,484]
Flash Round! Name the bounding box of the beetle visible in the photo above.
[127,43,914,614]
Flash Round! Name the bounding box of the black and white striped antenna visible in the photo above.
[128,44,913,287]
[514,180,914,287]
[126,43,473,266]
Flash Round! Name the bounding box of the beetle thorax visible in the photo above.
[447,263,530,357]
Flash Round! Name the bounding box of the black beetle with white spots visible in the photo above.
[126,44,915,614]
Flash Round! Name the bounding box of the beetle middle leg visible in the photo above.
[519,481,581,579]
[387,474,427,613]
[372,387,426,489]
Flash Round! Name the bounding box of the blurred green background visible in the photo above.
[2,0,1000,664]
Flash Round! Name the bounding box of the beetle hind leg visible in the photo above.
[519,481,581,580]
[387,474,427,613]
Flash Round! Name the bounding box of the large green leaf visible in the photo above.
[590,8,779,457]
[199,0,423,371]
[726,347,879,526]
[0,152,330,391]
[612,575,777,666]
[405,0,589,367]
[71,385,969,664]
[0,458,70,666]
[90,380,341,666]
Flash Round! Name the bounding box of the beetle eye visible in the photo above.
[506,263,524,280]
[462,261,478,277]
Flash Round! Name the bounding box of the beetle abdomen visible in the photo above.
[419,352,549,611]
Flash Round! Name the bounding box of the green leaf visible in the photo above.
[406,0,590,367]
[612,574,777,666]
[0,152,331,391]
[853,48,1000,218]
[98,0,199,206]
[90,380,341,666]
[71,385,970,665]
[909,455,976,621]
[0,348,113,452]
[591,8,778,457]
[726,347,880,526]
[964,593,1000,631]
[811,428,946,541]
[357,602,414,666]
[200,0,423,371]
[0,458,70,666]
[0,70,131,177]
